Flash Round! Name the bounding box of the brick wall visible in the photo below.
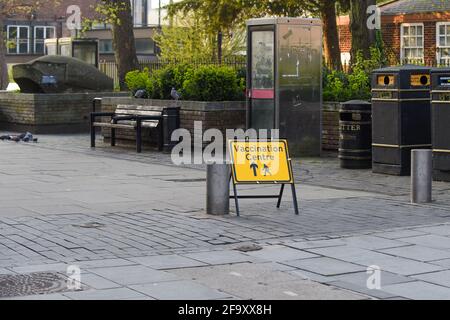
[0,92,127,133]
[322,102,340,151]
[338,12,450,65]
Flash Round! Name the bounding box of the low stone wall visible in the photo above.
[101,97,343,151]
[100,97,246,147]
[322,102,340,151]
[0,92,128,134]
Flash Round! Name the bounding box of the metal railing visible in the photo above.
[99,56,247,89]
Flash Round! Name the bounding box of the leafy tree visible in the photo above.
[166,0,342,70]
[154,12,245,61]
[92,1,139,90]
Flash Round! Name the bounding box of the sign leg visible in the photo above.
[276,184,285,208]
[291,183,299,215]
[232,183,240,217]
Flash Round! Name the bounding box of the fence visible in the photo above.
[99,56,247,89]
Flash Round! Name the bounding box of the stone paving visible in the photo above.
[0,133,450,300]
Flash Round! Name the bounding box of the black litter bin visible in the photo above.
[339,100,372,169]
[371,65,431,176]
[431,68,450,182]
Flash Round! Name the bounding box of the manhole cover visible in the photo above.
[0,272,73,298]
[235,244,263,252]
[72,222,105,229]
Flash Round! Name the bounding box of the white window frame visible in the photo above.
[34,26,56,54]
[400,23,424,63]
[7,25,30,54]
[436,22,450,65]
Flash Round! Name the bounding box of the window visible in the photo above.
[401,23,424,63]
[34,26,55,54]
[99,39,114,53]
[135,38,155,54]
[133,0,149,27]
[437,22,450,65]
[7,26,29,54]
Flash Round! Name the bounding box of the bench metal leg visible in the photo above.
[90,115,96,148]
[158,123,164,152]
[111,128,116,147]
[136,120,142,153]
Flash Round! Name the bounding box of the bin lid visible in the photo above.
[341,100,371,105]
[431,67,450,74]
[340,100,371,112]
[373,64,430,73]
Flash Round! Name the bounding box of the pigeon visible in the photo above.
[171,87,181,100]
[134,89,148,99]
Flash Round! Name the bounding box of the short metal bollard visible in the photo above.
[206,163,230,215]
[411,149,432,204]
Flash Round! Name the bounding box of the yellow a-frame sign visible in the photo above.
[228,139,299,216]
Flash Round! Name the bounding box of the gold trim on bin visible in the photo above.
[372,143,432,149]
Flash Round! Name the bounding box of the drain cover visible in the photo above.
[235,244,263,252]
[72,222,105,229]
[0,272,72,298]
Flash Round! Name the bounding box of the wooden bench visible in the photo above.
[90,105,167,153]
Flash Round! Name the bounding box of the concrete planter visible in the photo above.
[0,92,128,134]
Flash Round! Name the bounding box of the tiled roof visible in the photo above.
[381,0,450,15]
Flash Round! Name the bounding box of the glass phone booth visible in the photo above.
[247,18,322,156]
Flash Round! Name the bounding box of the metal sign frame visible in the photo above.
[228,139,299,216]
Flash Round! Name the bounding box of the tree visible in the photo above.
[94,1,139,90]
[301,1,342,70]
[349,0,376,63]
[154,13,245,61]
[167,0,247,63]
[0,0,57,89]
[167,0,342,69]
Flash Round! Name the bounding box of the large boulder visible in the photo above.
[13,55,113,93]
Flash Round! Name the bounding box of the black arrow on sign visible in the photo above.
[250,162,259,177]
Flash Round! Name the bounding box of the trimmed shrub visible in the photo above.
[125,64,244,101]
[124,68,150,94]
[182,65,243,101]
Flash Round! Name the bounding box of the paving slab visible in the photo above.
[412,270,450,288]
[80,273,122,290]
[308,246,444,276]
[169,262,366,300]
[339,236,409,250]
[382,281,450,300]
[182,250,255,265]
[76,258,137,269]
[412,225,450,236]
[400,235,450,250]
[130,280,233,300]
[62,287,149,300]
[332,270,414,287]
[129,255,207,270]
[281,257,366,276]
[89,265,179,285]
[242,245,318,262]
[372,229,427,240]
[379,245,450,262]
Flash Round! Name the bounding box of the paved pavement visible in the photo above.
[0,133,450,300]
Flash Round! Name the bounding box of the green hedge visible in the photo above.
[125,64,245,101]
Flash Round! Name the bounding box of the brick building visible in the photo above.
[4,0,175,64]
[338,0,450,66]
[4,0,96,64]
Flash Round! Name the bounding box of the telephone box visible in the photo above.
[246,18,322,156]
